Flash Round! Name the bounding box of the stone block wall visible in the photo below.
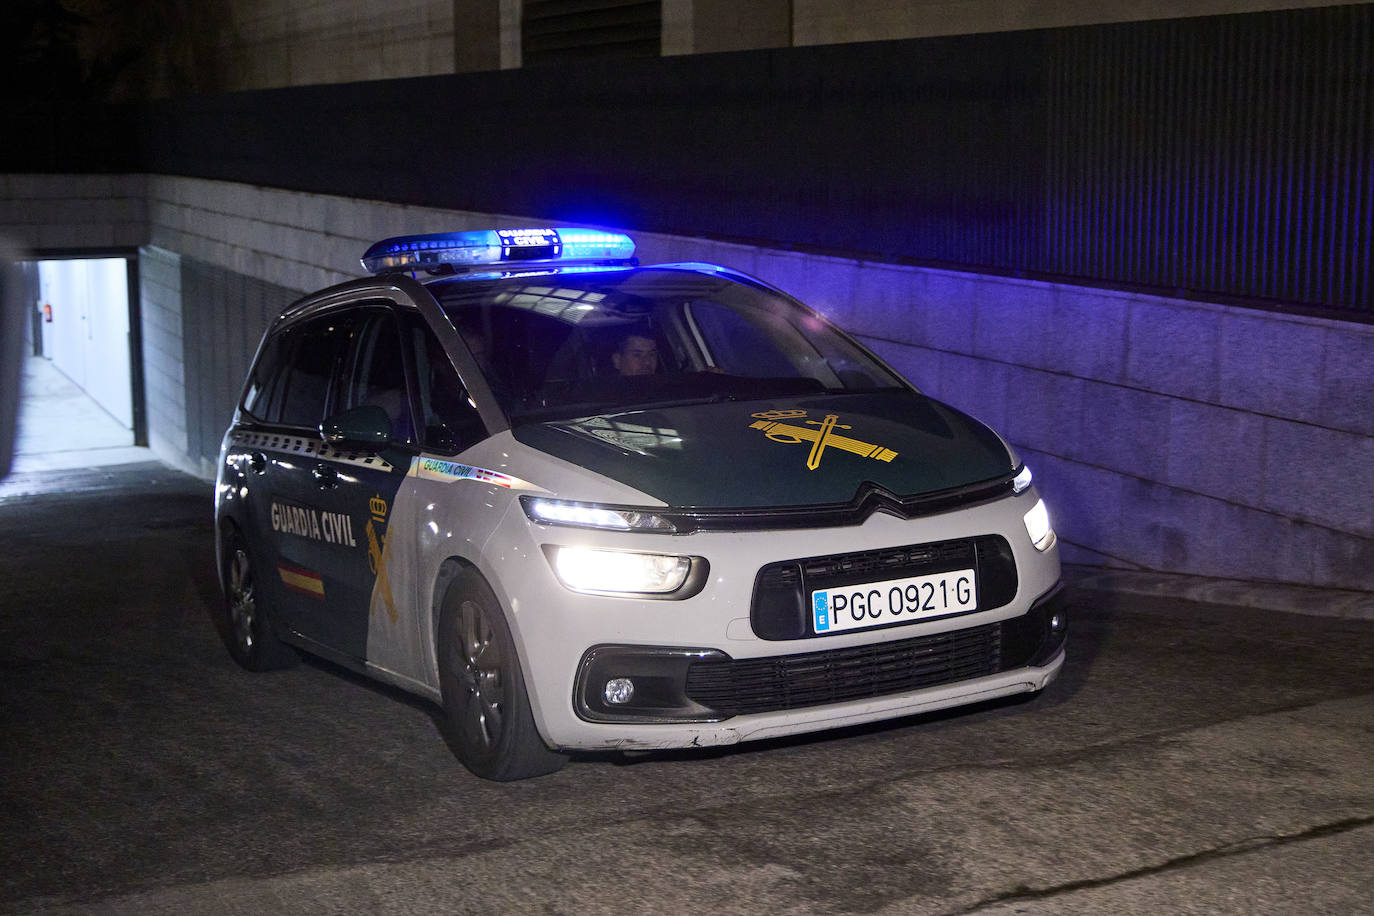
[136,246,188,467]
[1,173,1369,590]
[733,253,1374,592]
[0,174,148,252]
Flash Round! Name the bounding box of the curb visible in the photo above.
[1064,564,1374,620]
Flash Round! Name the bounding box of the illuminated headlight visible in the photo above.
[1023,499,1056,551]
[522,497,675,532]
[1012,465,1033,494]
[551,546,691,594]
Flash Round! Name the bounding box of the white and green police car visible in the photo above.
[215,228,1065,780]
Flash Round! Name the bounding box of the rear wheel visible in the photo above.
[221,528,298,671]
[438,570,567,780]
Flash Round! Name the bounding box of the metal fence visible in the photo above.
[1043,7,1372,315]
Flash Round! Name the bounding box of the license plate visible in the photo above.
[812,569,977,634]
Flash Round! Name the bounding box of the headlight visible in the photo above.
[548,546,694,595]
[522,496,675,532]
[1012,465,1033,494]
[1023,499,1056,552]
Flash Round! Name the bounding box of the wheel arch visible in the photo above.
[428,555,476,652]
[215,514,243,594]
[428,554,559,747]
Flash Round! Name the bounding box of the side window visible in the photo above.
[276,314,353,430]
[402,313,486,453]
[241,332,289,423]
[336,309,415,444]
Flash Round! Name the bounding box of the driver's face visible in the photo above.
[612,335,658,376]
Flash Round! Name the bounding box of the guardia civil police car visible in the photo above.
[215,227,1065,780]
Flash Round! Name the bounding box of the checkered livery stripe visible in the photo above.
[229,431,396,472]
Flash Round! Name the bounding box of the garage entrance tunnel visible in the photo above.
[13,254,148,471]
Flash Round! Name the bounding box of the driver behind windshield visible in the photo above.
[611,328,659,376]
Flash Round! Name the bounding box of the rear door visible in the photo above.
[239,309,359,643]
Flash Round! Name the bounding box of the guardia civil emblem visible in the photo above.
[750,410,898,470]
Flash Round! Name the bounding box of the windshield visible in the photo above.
[432,266,906,424]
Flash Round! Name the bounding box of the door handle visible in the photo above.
[311,464,338,488]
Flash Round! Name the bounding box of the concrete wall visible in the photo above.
[758,258,1374,593]
[0,174,149,251]
[663,0,792,54]
[1,173,1370,591]
[100,0,1371,95]
[216,0,459,90]
[138,246,190,465]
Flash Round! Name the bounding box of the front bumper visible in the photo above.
[482,483,1063,751]
[563,647,1065,751]
[575,583,1067,724]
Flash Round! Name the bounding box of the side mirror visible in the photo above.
[320,405,392,449]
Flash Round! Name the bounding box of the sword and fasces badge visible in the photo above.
[749,410,898,470]
[366,493,399,624]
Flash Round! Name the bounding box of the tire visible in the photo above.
[438,570,567,781]
[221,527,299,672]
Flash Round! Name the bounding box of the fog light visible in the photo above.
[604,678,635,705]
[1050,612,1065,633]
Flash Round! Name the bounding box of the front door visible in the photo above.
[306,305,418,662]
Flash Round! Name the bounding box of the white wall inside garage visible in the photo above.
[35,257,134,429]
[1,172,1370,593]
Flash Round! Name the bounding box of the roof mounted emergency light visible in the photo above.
[361,227,636,275]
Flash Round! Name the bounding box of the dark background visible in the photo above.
[10,5,1372,316]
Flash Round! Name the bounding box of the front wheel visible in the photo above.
[438,570,567,781]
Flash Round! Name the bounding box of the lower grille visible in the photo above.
[685,623,1002,717]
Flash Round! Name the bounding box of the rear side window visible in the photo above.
[241,333,289,422]
[242,313,353,429]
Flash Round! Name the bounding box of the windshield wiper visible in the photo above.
[820,385,908,395]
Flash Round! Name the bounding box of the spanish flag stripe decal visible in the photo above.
[278,562,325,599]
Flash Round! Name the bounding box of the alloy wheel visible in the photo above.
[457,598,506,750]
[227,547,257,655]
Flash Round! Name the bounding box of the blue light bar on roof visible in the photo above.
[361,227,636,274]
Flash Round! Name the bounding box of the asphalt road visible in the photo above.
[1,462,1371,914]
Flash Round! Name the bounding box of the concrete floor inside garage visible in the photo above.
[8,355,146,477]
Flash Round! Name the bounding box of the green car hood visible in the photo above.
[511,390,1014,509]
